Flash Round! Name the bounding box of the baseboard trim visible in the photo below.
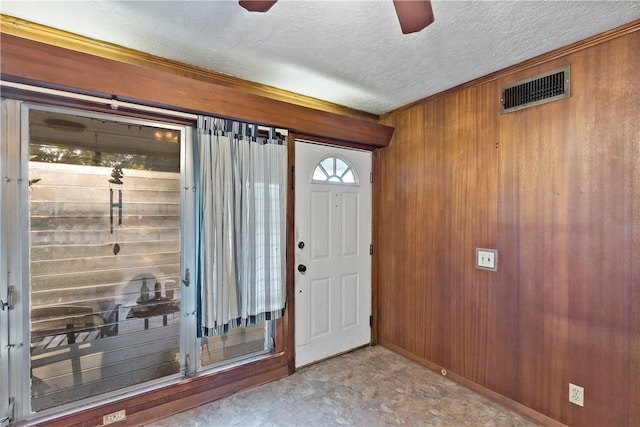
[378,340,566,427]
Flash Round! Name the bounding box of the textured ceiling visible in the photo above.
[2,1,639,115]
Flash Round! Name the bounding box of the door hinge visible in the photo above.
[369,315,373,328]
[0,286,16,311]
[291,166,295,190]
[369,244,373,255]
[370,171,373,183]
[0,397,14,427]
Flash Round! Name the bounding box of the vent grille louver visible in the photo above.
[501,66,570,113]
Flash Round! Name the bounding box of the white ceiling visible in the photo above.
[2,1,639,115]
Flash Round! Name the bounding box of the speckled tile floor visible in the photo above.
[146,346,538,427]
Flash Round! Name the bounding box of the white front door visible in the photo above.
[294,141,372,368]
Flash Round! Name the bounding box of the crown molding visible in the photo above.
[0,14,379,122]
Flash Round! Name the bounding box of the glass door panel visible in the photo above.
[200,322,270,367]
[27,108,183,411]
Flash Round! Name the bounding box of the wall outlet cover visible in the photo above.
[569,383,584,407]
[476,248,498,271]
[103,409,126,425]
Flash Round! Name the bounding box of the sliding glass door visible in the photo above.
[28,104,191,414]
[27,107,188,411]
[0,100,276,422]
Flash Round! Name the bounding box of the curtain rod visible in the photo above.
[1,80,199,120]
[1,80,288,135]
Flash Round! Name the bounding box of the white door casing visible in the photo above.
[294,141,372,368]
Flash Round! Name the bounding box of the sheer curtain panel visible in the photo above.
[197,116,287,337]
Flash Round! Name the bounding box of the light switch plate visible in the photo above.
[476,248,498,271]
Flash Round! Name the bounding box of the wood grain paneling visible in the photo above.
[497,31,640,425]
[414,99,446,365]
[498,69,574,420]
[565,34,638,425]
[377,22,640,427]
[377,104,430,355]
[0,34,394,148]
[440,84,498,386]
[632,115,640,423]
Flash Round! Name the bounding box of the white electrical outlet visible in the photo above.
[569,383,584,407]
[102,409,126,425]
[476,248,498,271]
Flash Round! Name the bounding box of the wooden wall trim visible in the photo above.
[285,135,297,373]
[370,149,380,346]
[383,18,640,119]
[0,34,393,148]
[0,14,378,122]
[379,340,567,427]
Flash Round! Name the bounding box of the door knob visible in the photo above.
[297,264,307,273]
[298,241,305,249]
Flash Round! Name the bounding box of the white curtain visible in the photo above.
[197,116,287,336]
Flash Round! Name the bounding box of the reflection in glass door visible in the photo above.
[26,108,184,411]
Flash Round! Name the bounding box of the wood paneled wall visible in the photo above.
[377,24,639,426]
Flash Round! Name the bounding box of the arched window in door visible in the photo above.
[311,156,358,184]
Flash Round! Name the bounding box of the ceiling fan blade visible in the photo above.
[239,0,278,12]
[392,0,434,34]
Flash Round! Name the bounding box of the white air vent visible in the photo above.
[501,65,570,113]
